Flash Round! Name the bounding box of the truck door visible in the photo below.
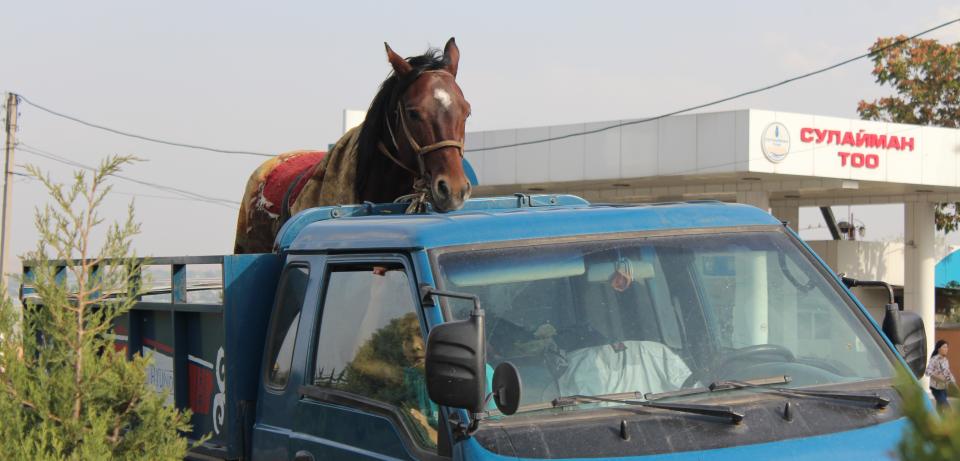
[252,258,316,461]
[290,255,444,460]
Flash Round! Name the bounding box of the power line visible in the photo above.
[112,190,216,203]
[17,143,239,207]
[11,168,227,203]
[15,94,273,158]
[15,143,240,209]
[9,17,958,162]
[16,110,924,209]
[466,17,960,153]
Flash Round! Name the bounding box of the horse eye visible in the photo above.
[406,109,421,121]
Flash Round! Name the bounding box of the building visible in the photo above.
[465,109,960,357]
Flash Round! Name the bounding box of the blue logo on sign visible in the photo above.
[761,122,790,163]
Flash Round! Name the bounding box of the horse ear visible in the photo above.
[385,42,413,76]
[442,37,459,77]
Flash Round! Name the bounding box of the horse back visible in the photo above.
[235,150,325,253]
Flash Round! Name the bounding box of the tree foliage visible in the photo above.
[897,370,960,460]
[0,156,195,459]
[858,35,960,127]
[858,35,960,232]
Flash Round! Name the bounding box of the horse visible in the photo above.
[234,38,472,254]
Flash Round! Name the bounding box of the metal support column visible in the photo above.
[736,190,770,213]
[1,93,17,281]
[904,201,936,359]
[171,264,189,410]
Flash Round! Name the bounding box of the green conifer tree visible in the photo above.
[0,156,195,460]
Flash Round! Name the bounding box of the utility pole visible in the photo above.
[2,93,18,282]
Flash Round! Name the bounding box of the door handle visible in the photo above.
[293,450,315,461]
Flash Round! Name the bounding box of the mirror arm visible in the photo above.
[420,284,482,316]
[840,276,896,306]
[447,411,484,440]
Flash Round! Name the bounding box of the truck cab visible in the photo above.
[250,195,927,460]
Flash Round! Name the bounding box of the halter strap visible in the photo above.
[397,102,465,158]
[376,141,418,176]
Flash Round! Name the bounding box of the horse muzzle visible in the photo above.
[431,175,471,212]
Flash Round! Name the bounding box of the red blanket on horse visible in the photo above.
[255,150,325,218]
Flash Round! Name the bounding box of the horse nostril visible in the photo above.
[436,179,450,199]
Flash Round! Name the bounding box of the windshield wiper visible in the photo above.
[551,393,744,424]
[645,375,791,401]
[646,374,889,409]
[712,379,890,409]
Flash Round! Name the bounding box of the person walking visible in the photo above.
[927,340,956,411]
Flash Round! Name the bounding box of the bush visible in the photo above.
[897,370,960,460]
[0,156,196,460]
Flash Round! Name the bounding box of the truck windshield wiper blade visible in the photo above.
[712,380,890,409]
[645,374,791,401]
[551,393,744,424]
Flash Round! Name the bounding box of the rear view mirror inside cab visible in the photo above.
[585,258,655,282]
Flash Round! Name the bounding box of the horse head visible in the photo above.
[235,39,474,254]
[381,38,472,212]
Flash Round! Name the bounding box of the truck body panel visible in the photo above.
[285,200,778,252]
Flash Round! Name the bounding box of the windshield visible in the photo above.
[434,230,896,413]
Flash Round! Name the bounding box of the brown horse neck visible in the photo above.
[357,151,418,203]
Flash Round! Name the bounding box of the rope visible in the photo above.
[394,178,433,213]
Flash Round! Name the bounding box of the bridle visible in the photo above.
[376,69,465,212]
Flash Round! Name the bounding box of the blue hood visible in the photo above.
[457,418,905,461]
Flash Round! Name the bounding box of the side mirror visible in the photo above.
[882,303,927,378]
[898,310,927,379]
[491,362,522,416]
[881,303,904,344]
[420,285,525,425]
[423,288,487,414]
[842,278,927,378]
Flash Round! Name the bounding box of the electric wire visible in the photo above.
[2,15,956,214]
[12,168,225,203]
[11,18,960,159]
[15,94,273,158]
[17,144,240,208]
[10,18,959,158]
[15,143,240,209]
[465,17,960,153]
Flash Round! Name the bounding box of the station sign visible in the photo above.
[797,127,914,170]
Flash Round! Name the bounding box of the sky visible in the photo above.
[2,0,960,266]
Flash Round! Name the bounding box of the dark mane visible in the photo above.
[354,48,448,196]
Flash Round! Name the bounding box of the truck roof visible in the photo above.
[281,195,782,252]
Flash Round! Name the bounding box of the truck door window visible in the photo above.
[311,264,437,450]
[264,264,309,389]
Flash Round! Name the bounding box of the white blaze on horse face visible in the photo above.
[433,88,452,110]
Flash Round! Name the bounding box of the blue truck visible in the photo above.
[22,194,929,460]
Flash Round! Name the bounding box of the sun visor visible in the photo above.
[446,251,585,287]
